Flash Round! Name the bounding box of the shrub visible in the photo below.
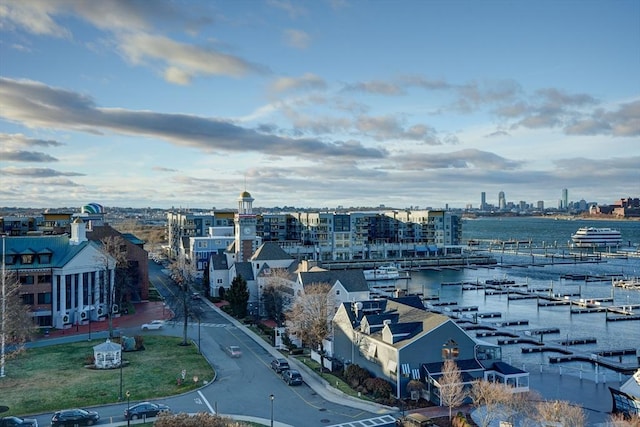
[364,377,393,399]
[345,364,372,388]
[452,412,471,427]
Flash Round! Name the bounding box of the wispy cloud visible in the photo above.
[0,77,386,160]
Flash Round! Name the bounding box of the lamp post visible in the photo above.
[126,391,131,427]
[198,318,201,354]
[119,350,123,401]
[270,394,274,427]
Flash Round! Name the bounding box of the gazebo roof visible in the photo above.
[93,339,121,352]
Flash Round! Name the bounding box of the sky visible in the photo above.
[1,0,639,211]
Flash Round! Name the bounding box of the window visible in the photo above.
[335,289,340,295]
[21,293,35,304]
[39,254,52,263]
[20,275,35,285]
[38,292,52,304]
[21,254,34,264]
[442,339,459,360]
[38,274,52,284]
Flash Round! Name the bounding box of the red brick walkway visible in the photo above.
[42,301,173,339]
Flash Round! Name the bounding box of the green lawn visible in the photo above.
[0,336,214,416]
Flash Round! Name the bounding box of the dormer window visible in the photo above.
[442,339,460,360]
[21,254,34,264]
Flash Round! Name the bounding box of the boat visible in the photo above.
[570,227,622,248]
[363,264,401,281]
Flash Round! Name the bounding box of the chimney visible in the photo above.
[70,217,87,245]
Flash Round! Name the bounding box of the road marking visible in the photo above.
[198,390,215,414]
[194,397,202,405]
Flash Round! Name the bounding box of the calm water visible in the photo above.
[387,217,640,381]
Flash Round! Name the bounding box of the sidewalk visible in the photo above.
[40,301,172,340]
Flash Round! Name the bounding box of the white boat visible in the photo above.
[570,227,622,247]
[364,264,401,281]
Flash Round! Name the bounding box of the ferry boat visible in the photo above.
[363,264,401,281]
[571,227,622,248]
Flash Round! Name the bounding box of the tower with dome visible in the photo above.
[234,190,257,262]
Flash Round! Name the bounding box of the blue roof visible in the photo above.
[4,235,90,269]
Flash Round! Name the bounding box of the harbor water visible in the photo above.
[382,217,640,383]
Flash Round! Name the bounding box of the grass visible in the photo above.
[0,336,214,416]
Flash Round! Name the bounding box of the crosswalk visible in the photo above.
[327,414,397,427]
[188,322,234,328]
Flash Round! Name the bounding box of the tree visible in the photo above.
[261,268,293,326]
[535,399,586,427]
[1,270,37,372]
[439,359,467,421]
[227,275,249,318]
[470,379,514,427]
[285,282,336,371]
[96,237,123,338]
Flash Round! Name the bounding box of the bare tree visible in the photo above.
[439,359,467,421]
[261,268,293,326]
[606,413,640,427]
[535,399,586,427]
[96,237,123,337]
[470,379,514,427]
[1,270,37,371]
[285,282,336,371]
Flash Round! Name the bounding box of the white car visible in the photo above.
[141,320,165,330]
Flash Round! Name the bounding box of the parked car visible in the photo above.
[221,344,242,357]
[124,402,171,420]
[395,413,434,427]
[281,368,303,385]
[270,358,290,373]
[141,320,165,330]
[0,416,38,427]
[51,408,99,426]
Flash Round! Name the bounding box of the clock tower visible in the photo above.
[235,190,257,262]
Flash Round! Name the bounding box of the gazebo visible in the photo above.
[93,339,122,369]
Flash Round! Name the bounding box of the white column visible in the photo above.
[77,272,84,322]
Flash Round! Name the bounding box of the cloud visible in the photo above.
[0,77,386,160]
[118,32,269,82]
[153,166,179,173]
[267,0,308,19]
[485,130,510,138]
[0,1,71,38]
[0,133,65,148]
[1,150,58,162]
[394,149,524,171]
[283,29,310,49]
[1,167,85,177]
[342,80,405,95]
[270,73,327,94]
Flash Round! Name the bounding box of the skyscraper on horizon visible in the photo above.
[562,188,569,210]
[481,192,486,210]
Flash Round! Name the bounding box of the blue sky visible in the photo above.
[1,0,638,210]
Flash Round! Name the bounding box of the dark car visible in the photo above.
[51,408,99,426]
[0,416,38,427]
[270,357,290,373]
[124,402,171,420]
[281,368,303,385]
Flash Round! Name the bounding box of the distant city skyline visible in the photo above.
[1,1,639,209]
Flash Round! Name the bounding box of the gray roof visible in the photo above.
[299,269,369,292]
[251,242,293,261]
[209,253,228,270]
[235,262,254,281]
[4,235,91,269]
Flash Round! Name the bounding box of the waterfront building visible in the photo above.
[562,188,569,210]
[498,191,506,210]
[331,298,529,402]
[480,192,486,211]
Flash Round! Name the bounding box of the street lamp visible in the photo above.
[119,350,123,401]
[270,394,274,427]
[126,391,131,427]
